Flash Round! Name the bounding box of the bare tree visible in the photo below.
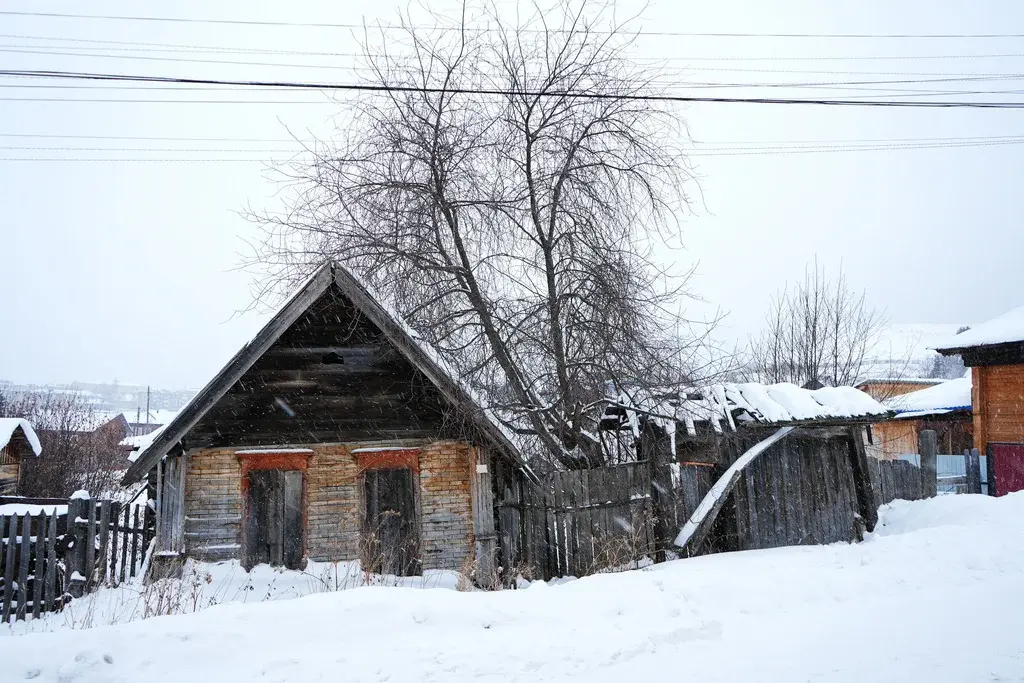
[0,388,126,497]
[248,1,716,468]
[747,262,887,388]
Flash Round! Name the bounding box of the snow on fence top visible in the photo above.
[885,372,972,418]
[935,304,1024,351]
[0,417,42,456]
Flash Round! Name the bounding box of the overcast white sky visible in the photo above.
[1,0,1022,389]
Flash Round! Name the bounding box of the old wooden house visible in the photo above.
[0,418,42,495]
[937,306,1024,495]
[121,262,534,581]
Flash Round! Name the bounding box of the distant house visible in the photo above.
[867,375,973,460]
[854,378,944,403]
[936,306,1024,495]
[0,419,43,495]
[121,262,532,582]
[121,409,178,438]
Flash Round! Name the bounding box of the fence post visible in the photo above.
[965,448,982,494]
[919,430,938,498]
[917,432,937,497]
[641,421,675,563]
[67,491,90,598]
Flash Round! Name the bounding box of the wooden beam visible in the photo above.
[846,426,878,532]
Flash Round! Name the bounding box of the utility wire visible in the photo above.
[9,33,1024,61]
[4,69,1024,108]
[2,10,1024,39]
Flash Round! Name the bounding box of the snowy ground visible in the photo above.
[4,493,1024,682]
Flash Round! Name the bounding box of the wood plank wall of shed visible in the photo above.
[183,442,476,570]
[731,433,860,550]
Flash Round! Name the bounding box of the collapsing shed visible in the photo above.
[604,383,891,557]
[121,261,535,583]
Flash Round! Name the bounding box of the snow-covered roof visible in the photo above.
[120,424,167,462]
[613,382,890,435]
[934,305,1024,351]
[0,418,42,456]
[885,373,972,418]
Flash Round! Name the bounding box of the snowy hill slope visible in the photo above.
[4,494,1024,682]
[863,322,969,379]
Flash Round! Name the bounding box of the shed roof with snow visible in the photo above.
[122,261,529,484]
[605,382,891,438]
[884,373,972,419]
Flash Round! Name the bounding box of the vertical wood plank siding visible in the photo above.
[974,364,1024,449]
[184,441,475,570]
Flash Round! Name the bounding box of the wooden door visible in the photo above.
[245,469,303,569]
[363,468,419,576]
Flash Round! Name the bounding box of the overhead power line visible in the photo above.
[4,68,1024,108]
[8,136,1024,162]
[9,33,1024,61]
[2,10,1024,39]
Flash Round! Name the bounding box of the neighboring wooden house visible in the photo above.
[854,378,944,403]
[122,409,178,438]
[0,418,43,495]
[121,262,534,582]
[937,306,1024,495]
[602,383,891,554]
[869,375,973,460]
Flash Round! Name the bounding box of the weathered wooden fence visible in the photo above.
[0,506,65,622]
[0,490,152,622]
[497,428,994,582]
[497,462,654,579]
[869,458,923,505]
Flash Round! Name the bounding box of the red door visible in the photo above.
[989,443,1024,496]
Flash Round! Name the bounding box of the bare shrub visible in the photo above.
[747,260,888,389]
[0,387,127,497]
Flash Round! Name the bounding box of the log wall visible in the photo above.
[183,441,476,571]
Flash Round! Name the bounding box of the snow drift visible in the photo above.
[4,493,1024,682]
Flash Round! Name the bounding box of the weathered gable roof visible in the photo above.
[122,262,530,484]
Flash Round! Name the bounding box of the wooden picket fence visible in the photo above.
[0,490,152,623]
[0,507,65,622]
